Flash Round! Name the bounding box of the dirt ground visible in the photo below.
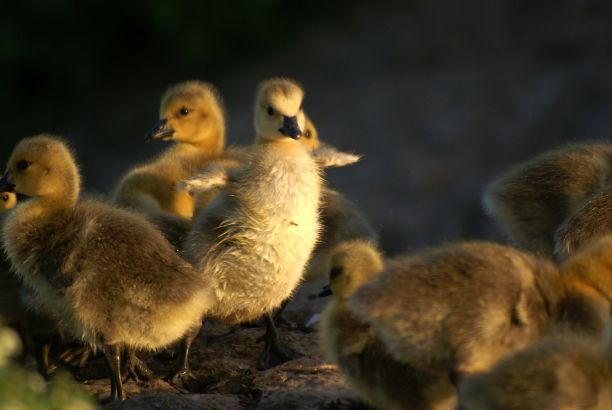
[68,281,371,410]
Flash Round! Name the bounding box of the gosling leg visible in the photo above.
[258,312,303,369]
[102,344,125,401]
[34,338,53,379]
[167,321,203,390]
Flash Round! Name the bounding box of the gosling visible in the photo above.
[183,78,322,370]
[0,135,212,400]
[458,334,612,410]
[483,142,612,257]
[346,241,561,381]
[320,240,457,410]
[112,80,227,247]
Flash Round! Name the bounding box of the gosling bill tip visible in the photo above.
[278,116,302,139]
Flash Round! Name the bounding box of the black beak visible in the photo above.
[318,284,333,297]
[144,118,174,142]
[0,172,15,193]
[278,116,302,139]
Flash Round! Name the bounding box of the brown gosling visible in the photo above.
[324,238,612,409]
[555,185,612,262]
[458,334,612,410]
[320,240,457,410]
[180,78,323,370]
[483,143,612,257]
[112,80,227,247]
[346,241,562,380]
[0,135,212,400]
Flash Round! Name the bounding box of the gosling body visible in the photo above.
[348,241,562,377]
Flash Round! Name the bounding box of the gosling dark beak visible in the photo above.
[144,118,174,142]
[0,172,15,193]
[318,284,333,298]
[278,116,301,139]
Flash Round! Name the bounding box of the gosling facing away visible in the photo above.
[0,135,212,400]
[182,78,322,370]
[320,240,457,410]
[112,80,227,247]
[483,142,612,257]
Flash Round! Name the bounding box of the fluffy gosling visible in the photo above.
[112,80,226,247]
[320,240,457,410]
[182,78,322,369]
[346,241,561,380]
[0,135,212,400]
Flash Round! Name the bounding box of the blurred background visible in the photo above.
[1,0,611,254]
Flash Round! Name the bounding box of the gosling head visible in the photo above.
[301,113,321,150]
[0,135,80,204]
[145,81,226,151]
[327,240,384,301]
[0,192,16,212]
[254,78,306,142]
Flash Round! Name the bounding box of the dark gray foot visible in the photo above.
[257,312,303,370]
[166,321,208,392]
[122,350,156,383]
[102,344,126,401]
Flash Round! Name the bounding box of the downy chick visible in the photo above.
[183,78,322,369]
[483,143,612,257]
[112,80,227,248]
[0,135,212,400]
[320,240,457,410]
[346,241,562,380]
[458,334,612,410]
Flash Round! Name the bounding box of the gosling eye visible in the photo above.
[1,194,8,201]
[329,266,343,280]
[15,160,31,172]
[304,130,312,139]
[179,107,190,117]
[267,106,274,116]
